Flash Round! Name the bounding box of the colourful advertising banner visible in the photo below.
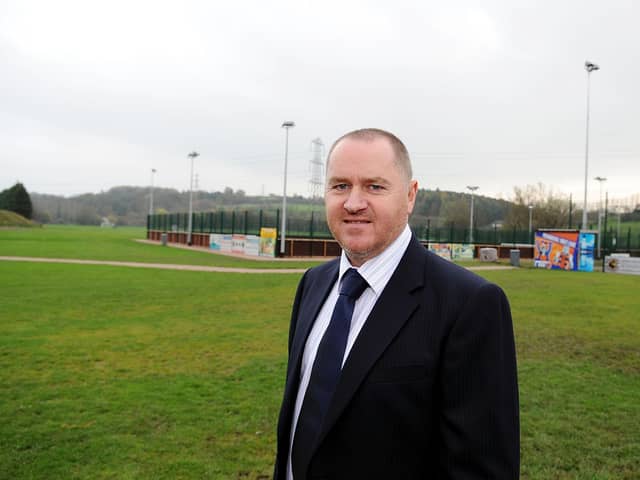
[534,231,579,271]
[428,243,475,261]
[578,232,596,272]
[259,228,277,258]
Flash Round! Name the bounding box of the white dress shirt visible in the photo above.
[286,225,413,479]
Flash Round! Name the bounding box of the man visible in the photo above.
[274,128,519,479]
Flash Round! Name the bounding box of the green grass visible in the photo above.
[1,262,299,479]
[1,229,639,479]
[0,225,324,270]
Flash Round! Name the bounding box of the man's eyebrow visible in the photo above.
[366,177,391,185]
[327,176,391,185]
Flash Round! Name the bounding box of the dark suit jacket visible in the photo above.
[274,236,519,479]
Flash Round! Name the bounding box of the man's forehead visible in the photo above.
[328,137,395,166]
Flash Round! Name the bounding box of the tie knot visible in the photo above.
[339,268,369,300]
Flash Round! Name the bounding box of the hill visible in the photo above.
[31,186,513,228]
[0,209,38,227]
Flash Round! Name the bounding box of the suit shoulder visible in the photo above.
[422,248,493,294]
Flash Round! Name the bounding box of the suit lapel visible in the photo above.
[284,261,339,408]
[315,237,426,449]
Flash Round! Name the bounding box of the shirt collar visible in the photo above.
[339,224,412,296]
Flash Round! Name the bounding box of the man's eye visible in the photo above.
[333,184,349,191]
[369,184,384,191]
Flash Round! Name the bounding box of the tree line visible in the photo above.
[0,182,632,230]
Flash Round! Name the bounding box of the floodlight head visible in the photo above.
[466,185,479,192]
[585,60,600,72]
[187,151,200,159]
[282,121,295,128]
[594,176,607,182]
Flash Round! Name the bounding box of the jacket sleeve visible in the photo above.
[438,282,520,479]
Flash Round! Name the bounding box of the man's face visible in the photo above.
[325,137,418,266]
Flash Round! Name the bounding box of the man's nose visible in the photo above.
[344,188,367,213]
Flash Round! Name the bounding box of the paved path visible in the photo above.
[0,256,306,274]
[0,255,515,273]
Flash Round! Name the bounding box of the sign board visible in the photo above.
[210,234,233,252]
[428,243,475,261]
[259,228,277,258]
[604,256,640,275]
[534,230,595,272]
[452,244,475,260]
[232,234,246,254]
[245,235,260,256]
[577,232,596,272]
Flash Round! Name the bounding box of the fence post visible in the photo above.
[244,210,248,235]
[231,211,236,235]
[425,218,430,242]
[310,211,315,238]
[449,222,454,243]
[259,209,263,233]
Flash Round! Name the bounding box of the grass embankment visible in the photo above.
[0,209,38,227]
[0,225,323,270]
[1,257,639,478]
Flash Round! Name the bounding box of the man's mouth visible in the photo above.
[343,219,371,224]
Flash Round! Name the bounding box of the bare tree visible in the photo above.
[505,183,571,230]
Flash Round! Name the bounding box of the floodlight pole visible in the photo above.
[582,60,600,230]
[149,168,156,216]
[187,151,200,245]
[466,185,479,243]
[594,175,606,257]
[280,121,295,255]
[528,205,533,242]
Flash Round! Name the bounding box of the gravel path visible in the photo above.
[0,255,514,273]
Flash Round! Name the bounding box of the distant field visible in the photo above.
[1,226,639,479]
[618,220,640,235]
[0,225,323,270]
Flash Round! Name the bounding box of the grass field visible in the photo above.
[1,226,639,479]
[0,225,323,270]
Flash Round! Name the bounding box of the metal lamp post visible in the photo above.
[582,60,600,230]
[149,168,157,216]
[466,185,479,243]
[187,151,200,245]
[594,175,607,257]
[280,121,295,255]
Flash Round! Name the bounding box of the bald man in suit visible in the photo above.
[274,128,519,479]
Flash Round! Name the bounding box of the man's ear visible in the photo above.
[407,180,418,214]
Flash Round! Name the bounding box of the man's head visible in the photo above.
[325,128,418,266]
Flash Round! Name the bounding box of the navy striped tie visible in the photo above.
[292,268,369,478]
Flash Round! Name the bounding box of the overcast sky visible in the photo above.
[2,0,639,206]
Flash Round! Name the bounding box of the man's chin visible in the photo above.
[342,244,377,266]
